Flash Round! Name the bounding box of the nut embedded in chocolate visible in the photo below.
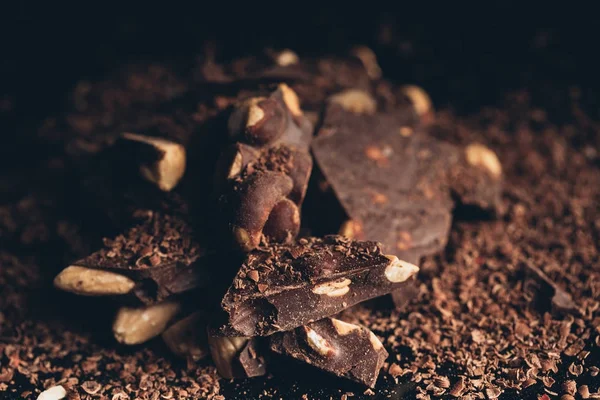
[398,84,433,123]
[208,334,266,379]
[351,46,382,80]
[112,301,180,345]
[161,311,208,360]
[53,265,136,296]
[274,49,300,67]
[37,385,67,400]
[465,143,503,179]
[219,236,419,336]
[270,318,388,387]
[329,89,377,114]
[121,133,187,192]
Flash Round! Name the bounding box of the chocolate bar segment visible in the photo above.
[220,235,419,336]
[312,102,452,262]
[269,318,388,387]
[54,210,212,304]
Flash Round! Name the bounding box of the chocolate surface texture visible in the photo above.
[220,235,419,336]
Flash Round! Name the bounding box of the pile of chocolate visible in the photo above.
[50,48,503,388]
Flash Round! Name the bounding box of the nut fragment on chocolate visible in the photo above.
[53,265,135,296]
[351,46,382,80]
[274,49,300,67]
[161,311,208,360]
[219,85,314,251]
[465,143,502,179]
[121,133,186,191]
[113,301,180,345]
[329,89,377,114]
[398,84,434,122]
[54,211,211,304]
[219,236,418,336]
[208,334,266,379]
[270,318,388,387]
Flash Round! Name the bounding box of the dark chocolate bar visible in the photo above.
[53,210,213,305]
[313,102,503,262]
[217,84,314,251]
[312,102,452,262]
[219,235,419,336]
[270,317,388,387]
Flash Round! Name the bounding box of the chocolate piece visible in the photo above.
[313,103,503,264]
[269,318,388,387]
[218,84,314,251]
[54,210,213,304]
[522,261,577,315]
[220,235,419,336]
[312,102,451,262]
[208,334,267,379]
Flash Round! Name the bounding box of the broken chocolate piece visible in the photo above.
[522,261,577,315]
[54,210,213,304]
[218,84,314,251]
[220,235,418,336]
[112,300,181,345]
[208,334,266,379]
[312,102,451,262]
[270,317,388,387]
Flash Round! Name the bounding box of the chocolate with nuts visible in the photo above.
[219,235,419,336]
[53,210,213,305]
[313,100,503,264]
[217,84,314,251]
[269,317,388,387]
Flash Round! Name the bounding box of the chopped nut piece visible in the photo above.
[465,143,502,179]
[304,326,336,357]
[275,49,300,66]
[113,301,180,345]
[279,83,303,117]
[338,219,364,240]
[329,89,377,114]
[399,85,433,120]
[331,318,360,335]
[312,278,352,297]
[384,255,419,283]
[351,46,382,80]
[121,133,186,191]
[53,265,135,296]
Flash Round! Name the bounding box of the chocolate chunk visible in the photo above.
[217,84,314,251]
[312,102,451,262]
[208,334,267,379]
[522,261,577,315]
[313,103,503,263]
[219,235,419,336]
[53,210,213,304]
[269,317,388,387]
